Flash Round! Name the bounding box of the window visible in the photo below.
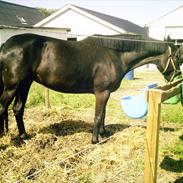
[16,16,27,24]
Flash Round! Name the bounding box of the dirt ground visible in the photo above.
[0,70,182,183]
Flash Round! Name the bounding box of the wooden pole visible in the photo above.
[144,90,162,183]
[44,87,51,108]
[144,79,182,183]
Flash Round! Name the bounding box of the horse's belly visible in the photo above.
[34,74,94,94]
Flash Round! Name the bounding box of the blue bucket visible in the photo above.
[121,94,148,119]
[124,70,134,80]
[121,83,157,119]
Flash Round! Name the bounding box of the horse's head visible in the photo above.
[175,44,183,66]
[157,44,182,82]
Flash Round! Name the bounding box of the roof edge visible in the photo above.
[0,0,39,10]
[146,5,183,26]
[0,25,70,31]
[34,4,72,27]
[34,4,127,34]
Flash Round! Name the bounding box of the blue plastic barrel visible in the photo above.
[124,70,134,80]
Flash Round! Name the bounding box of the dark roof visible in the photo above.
[74,5,146,35]
[0,0,45,27]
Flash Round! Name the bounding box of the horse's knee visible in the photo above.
[0,103,5,115]
[13,102,22,116]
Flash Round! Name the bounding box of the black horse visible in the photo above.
[175,44,183,64]
[0,33,181,144]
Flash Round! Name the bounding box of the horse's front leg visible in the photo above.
[92,90,110,144]
[99,108,110,137]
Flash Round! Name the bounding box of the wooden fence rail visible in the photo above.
[144,78,183,183]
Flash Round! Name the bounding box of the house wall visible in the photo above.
[41,9,122,40]
[165,27,183,40]
[148,27,166,40]
[149,26,183,41]
[0,28,68,46]
[148,7,183,41]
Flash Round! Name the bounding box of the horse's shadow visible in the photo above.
[160,155,183,173]
[174,177,183,183]
[160,135,183,182]
[9,120,129,147]
[39,120,129,137]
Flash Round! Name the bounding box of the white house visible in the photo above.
[0,1,69,46]
[147,5,183,43]
[35,4,147,40]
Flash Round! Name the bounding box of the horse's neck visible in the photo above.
[132,54,164,69]
[120,51,164,70]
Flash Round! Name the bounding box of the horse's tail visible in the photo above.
[0,43,8,134]
[0,43,4,95]
[0,43,4,66]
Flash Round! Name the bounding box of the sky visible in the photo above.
[3,0,183,26]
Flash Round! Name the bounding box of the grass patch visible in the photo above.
[165,136,183,159]
[27,82,95,109]
[161,103,183,124]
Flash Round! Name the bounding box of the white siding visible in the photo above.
[148,6,183,40]
[165,27,183,40]
[149,27,166,40]
[0,28,68,46]
[42,9,122,40]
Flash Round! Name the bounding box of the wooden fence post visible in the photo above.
[144,78,183,183]
[144,90,162,183]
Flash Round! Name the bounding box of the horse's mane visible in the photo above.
[86,34,168,53]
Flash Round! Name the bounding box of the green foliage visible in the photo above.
[38,8,57,17]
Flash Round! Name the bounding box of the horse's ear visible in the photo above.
[165,35,172,42]
[164,35,179,55]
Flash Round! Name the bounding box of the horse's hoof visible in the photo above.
[91,139,99,144]
[20,133,30,140]
[100,129,110,138]
[0,130,4,138]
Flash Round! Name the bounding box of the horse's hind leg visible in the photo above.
[0,115,4,135]
[13,79,32,139]
[4,109,8,133]
[0,87,17,135]
[0,80,8,135]
[0,109,9,135]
